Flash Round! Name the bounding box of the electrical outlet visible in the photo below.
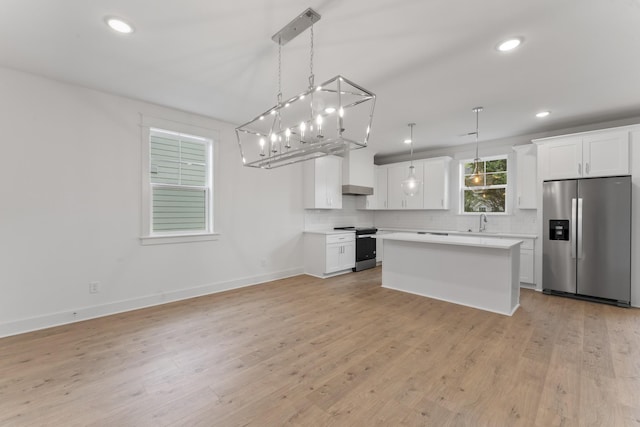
[89,281,101,294]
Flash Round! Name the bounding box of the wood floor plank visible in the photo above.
[1,268,639,426]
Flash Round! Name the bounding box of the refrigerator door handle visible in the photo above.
[577,198,583,259]
[571,198,577,259]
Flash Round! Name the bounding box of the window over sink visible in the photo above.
[460,155,508,213]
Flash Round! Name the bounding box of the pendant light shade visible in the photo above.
[401,123,422,196]
[469,107,484,187]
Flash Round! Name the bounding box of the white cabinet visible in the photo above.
[303,155,343,209]
[582,132,629,177]
[513,144,537,209]
[387,163,424,209]
[376,166,388,209]
[536,130,629,181]
[518,238,535,285]
[423,157,451,210]
[326,236,355,273]
[304,232,355,278]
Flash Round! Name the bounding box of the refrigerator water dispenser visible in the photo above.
[549,219,569,241]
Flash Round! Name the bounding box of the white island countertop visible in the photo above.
[376,227,537,240]
[377,232,522,249]
[303,229,356,235]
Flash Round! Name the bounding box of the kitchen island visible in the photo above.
[377,232,522,316]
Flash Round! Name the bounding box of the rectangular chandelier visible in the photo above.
[235,8,376,169]
[236,75,376,169]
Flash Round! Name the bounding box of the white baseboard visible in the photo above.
[0,268,304,339]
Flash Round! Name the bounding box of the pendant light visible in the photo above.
[401,123,422,196]
[235,8,376,169]
[469,107,484,186]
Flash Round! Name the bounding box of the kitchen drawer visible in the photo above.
[326,233,355,244]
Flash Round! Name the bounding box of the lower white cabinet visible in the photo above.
[304,232,355,278]
[519,238,535,285]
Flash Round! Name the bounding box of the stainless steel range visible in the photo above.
[334,227,378,271]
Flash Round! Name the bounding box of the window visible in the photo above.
[141,119,217,245]
[461,156,508,213]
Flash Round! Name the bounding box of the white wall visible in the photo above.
[0,67,305,337]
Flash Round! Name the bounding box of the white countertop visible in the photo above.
[303,229,356,235]
[376,227,537,240]
[377,232,523,249]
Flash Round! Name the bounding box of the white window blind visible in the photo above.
[149,129,211,233]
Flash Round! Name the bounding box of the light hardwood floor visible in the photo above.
[1,267,639,426]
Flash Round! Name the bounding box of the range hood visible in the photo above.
[342,149,374,195]
[342,184,373,196]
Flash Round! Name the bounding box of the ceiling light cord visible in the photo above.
[409,123,415,167]
[470,107,484,187]
[475,109,479,161]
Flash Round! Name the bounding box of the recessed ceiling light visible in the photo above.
[105,17,134,34]
[536,111,551,118]
[497,37,523,52]
[403,138,412,144]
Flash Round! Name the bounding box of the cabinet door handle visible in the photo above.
[578,163,582,175]
[441,199,444,207]
[585,162,590,175]
[518,196,521,206]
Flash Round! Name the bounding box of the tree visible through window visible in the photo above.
[462,156,507,213]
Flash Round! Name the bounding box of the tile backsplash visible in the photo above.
[304,196,374,230]
[304,195,537,235]
[374,209,537,234]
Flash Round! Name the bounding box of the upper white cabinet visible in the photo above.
[387,163,424,209]
[360,157,451,211]
[423,157,451,210]
[303,155,343,209]
[582,132,629,177]
[535,129,629,181]
[513,144,537,209]
[376,166,389,209]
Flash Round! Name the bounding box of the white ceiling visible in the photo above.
[2,0,640,157]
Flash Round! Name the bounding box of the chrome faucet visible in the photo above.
[479,213,488,232]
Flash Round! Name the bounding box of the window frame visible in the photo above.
[459,154,509,215]
[140,115,219,245]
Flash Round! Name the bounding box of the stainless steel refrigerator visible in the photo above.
[543,176,631,306]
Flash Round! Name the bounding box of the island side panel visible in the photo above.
[510,246,520,312]
[381,239,519,316]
